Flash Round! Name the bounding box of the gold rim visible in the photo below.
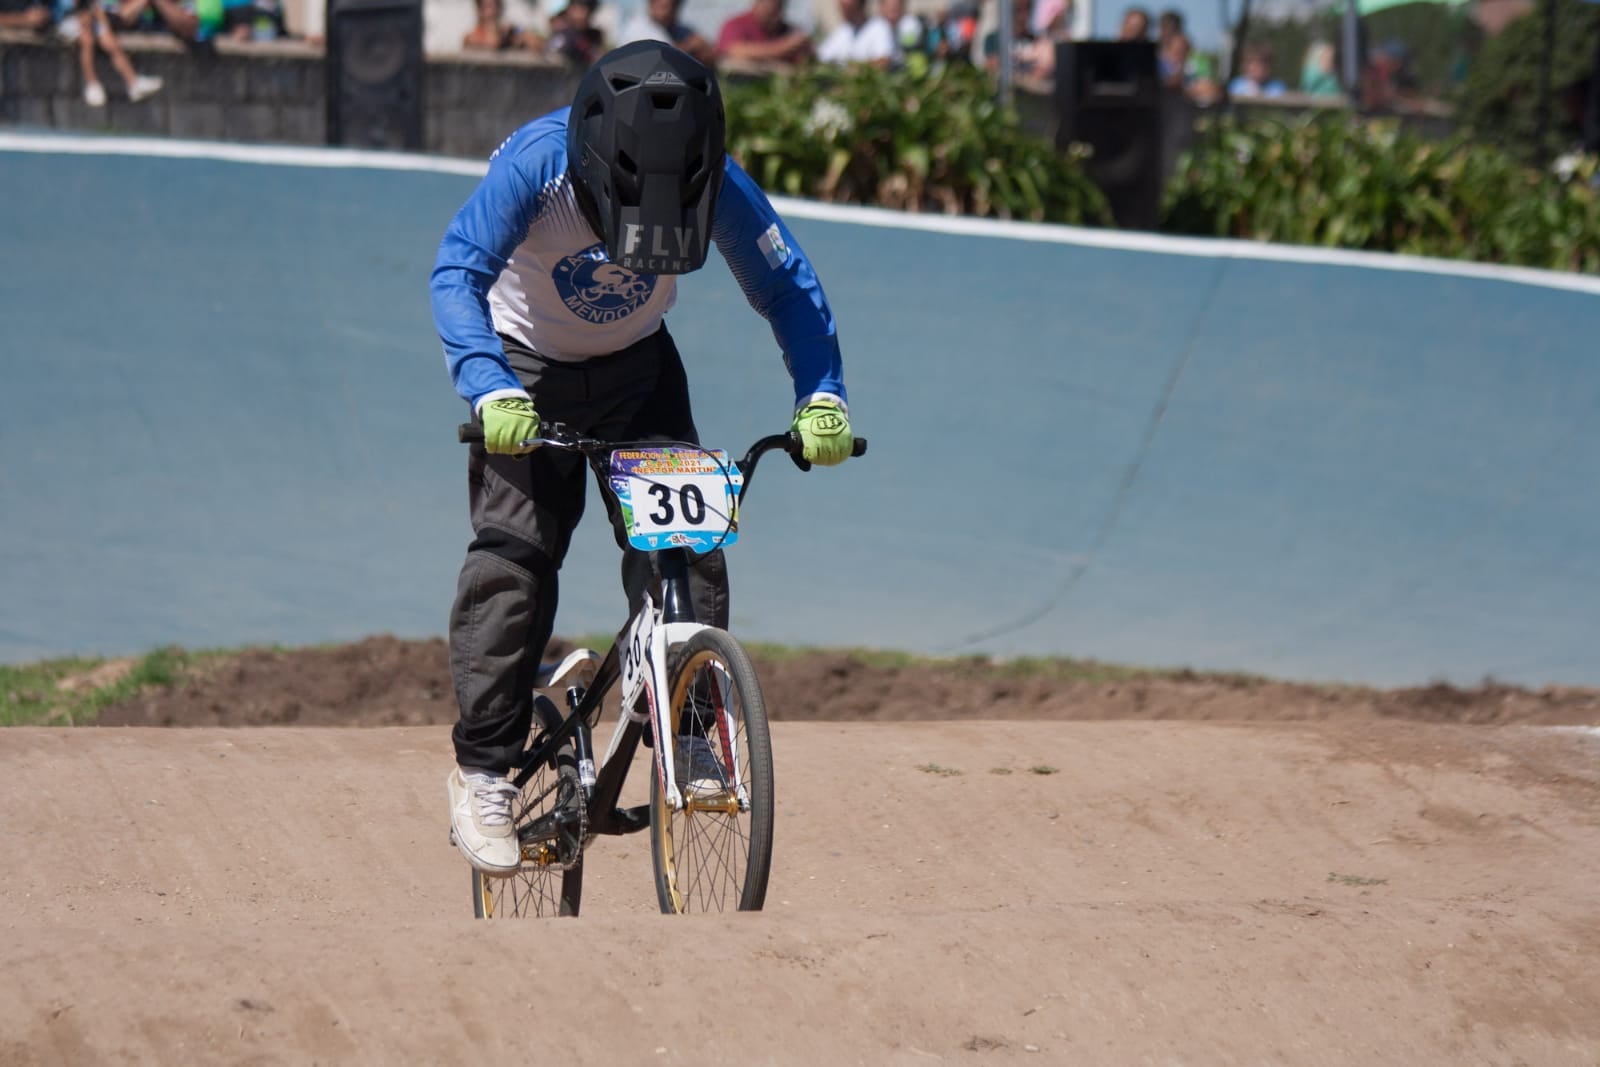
[654,659,691,913]
[476,773,569,918]
[654,648,749,914]
[479,873,496,918]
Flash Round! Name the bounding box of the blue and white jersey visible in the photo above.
[430,107,847,413]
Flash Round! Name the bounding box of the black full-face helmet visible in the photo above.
[567,41,726,274]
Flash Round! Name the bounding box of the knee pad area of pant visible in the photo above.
[468,526,557,578]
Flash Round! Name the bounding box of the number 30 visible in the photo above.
[648,483,707,526]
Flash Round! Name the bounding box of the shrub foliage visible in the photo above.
[1459,0,1600,164]
[723,62,1113,226]
[1163,113,1600,271]
[723,65,1600,273]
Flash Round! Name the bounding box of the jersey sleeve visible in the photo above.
[711,158,848,410]
[429,116,565,409]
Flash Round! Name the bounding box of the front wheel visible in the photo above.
[650,628,774,914]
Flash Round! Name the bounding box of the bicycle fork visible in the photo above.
[617,591,749,814]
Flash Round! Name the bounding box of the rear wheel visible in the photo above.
[649,628,774,914]
[473,696,585,918]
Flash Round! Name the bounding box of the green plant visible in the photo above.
[1460,0,1600,164]
[1163,112,1600,271]
[1,646,194,726]
[723,63,1112,225]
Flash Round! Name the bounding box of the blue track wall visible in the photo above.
[3,136,1597,685]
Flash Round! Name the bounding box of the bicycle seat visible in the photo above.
[537,648,602,692]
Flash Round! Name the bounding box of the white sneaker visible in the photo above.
[83,82,107,107]
[447,767,521,874]
[128,75,163,102]
[675,734,728,799]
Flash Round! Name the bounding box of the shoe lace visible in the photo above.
[470,776,520,828]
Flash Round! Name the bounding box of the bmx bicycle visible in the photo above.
[455,420,867,917]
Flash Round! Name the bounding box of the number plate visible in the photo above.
[610,447,742,553]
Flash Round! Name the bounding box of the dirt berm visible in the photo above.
[4,638,1599,1064]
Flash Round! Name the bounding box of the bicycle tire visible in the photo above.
[649,627,774,914]
[473,696,585,919]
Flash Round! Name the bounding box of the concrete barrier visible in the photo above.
[1,134,1593,687]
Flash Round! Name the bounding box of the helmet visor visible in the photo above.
[609,170,717,273]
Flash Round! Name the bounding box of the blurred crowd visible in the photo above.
[440,0,1403,114]
[0,0,1454,115]
[449,0,1195,84]
[1,0,290,105]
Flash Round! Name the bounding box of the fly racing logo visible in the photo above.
[756,222,789,270]
[644,70,685,86]
[622,223,697,259]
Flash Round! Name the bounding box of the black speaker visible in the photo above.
[326,0,424,151]
[1053,40,1164,230]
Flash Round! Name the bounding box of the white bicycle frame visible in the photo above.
[600,590,747,812]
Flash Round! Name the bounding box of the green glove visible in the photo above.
[480,396,540,455]
[791,399,853,467]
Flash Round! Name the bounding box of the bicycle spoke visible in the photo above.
[677,812,749,911]
[653,633,773,914]
[476,753,582,919]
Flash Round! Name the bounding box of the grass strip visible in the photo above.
[1,647,202,726]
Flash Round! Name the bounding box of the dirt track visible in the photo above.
[5,718,1599,1064]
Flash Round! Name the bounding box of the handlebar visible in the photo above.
[456,422,867,479]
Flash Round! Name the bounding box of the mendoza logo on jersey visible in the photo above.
[553,244,659,324]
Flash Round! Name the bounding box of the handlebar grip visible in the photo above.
[458,423,483,444]
[786,432,868,471]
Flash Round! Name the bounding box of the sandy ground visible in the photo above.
[4,717,1599,1065]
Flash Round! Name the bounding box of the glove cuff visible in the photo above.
[475,387,533,415]
[794,393,847,416]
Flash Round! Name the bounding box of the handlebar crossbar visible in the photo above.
[457,423,868,484]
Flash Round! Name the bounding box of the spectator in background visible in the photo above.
[464,0,543,51]
[0,0,52,30]
[56,0,164,104]
[1185,50,1220,103]
[982,0,1038,78]
[1300,40,1340,97]
[219,0,285,39]
[546,0,603,64]
[1228,42,1284,97]
[1361,39,1415,111]
[880,0,928,65]
[622,0,714,65]
[96,0,201,41]
[716,0,812,68]
[1117,4,1148,41]
[817,0,894,67]
[1020,0,1069,79]
[1156,8,1189,89]
[931,0,978,64]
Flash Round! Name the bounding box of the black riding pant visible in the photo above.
[449,326,730,773]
